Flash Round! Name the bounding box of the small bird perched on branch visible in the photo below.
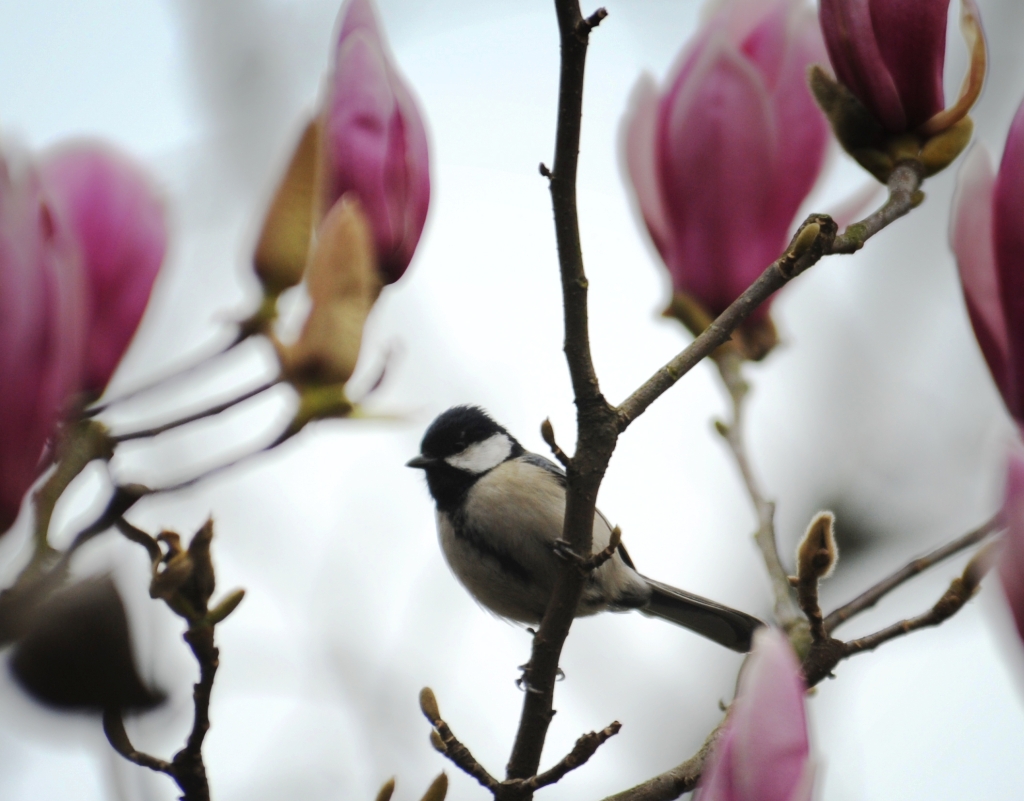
[407,406,763,652]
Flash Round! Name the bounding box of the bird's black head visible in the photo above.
[407,406,523,511]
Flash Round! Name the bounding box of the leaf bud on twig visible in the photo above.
[418,773,448,801]
[374,777,396,801]
[797,511,838,582]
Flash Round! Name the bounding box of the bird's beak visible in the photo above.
[406,455,436,469]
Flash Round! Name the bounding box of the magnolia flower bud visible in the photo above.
[0,157,85,533]
[40,142,167,397]
[950,96,1024,423]
[999,454,1024,644]
[623,0,828,359]
[321,0,430,284]
[815,0,985,180]
[696,628,813,801]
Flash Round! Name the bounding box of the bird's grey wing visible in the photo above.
[521,452,567,486]
[641,576,764,653]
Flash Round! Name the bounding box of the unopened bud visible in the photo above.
[374,778,396,801]
[419,773,448,801]
[419,686,441,723]
[254,119,319,295]
[797,511,838,581]
[540,418,556,450]
[205,588,246,625]
[275,195,382,387]
[429,729,446,753]
[789,222,820,260]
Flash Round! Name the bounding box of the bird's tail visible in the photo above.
[640,576,764,652]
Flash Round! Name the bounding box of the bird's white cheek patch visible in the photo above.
[446,433,513,474]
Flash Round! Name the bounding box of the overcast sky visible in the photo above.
[2,1,1024,800]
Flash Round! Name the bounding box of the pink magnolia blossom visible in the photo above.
[697,628,813,801]
[623,0,828,326]
[40,142,167,397]
[321,0,430,284]
[0,159,85,532]
[819,0,985,136]
[950,96,1024,422]
[999,454,1024,643]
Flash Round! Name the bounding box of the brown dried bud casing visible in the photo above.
[808,66,974,184]
[798,511,838,581]
[275,194,382,387]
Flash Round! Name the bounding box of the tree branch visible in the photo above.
[597,720,725,801]
[419,688,499,792]
[840,543,994,658]
[823,515,999,634]
[522,721,621,792]
[505,2,616,788]
[713,352,800,627]
[616,161,924,431]
[111,379,279,442]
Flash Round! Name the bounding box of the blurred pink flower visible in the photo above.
[0,158,85,531]
[999,454,1024,642]
[951,96,1024,422]
[697,628,813,801]
[623,0,828,327]
[819,0,985,137]
[321,0,430,284]
[40,142,167,397]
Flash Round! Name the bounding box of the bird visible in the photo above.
[406,405,763,652]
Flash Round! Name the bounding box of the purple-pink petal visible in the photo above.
[696,628,810,801]
[0,162,85,532]
[756,2,830,233]
[999,454,1024,642]
[731,629,809,801]
[625,0,828,323]
[623,74,672,260]
[869,0,950,130]
[657,34,780,320]
[40,143,166,397]
[323,0,430,284]
[951,144,1009,403]
[993,99,1024,420]
[819,0,907,132]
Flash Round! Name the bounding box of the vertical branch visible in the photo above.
[505,1,615,789]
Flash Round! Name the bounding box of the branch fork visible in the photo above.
[419,688,619,799]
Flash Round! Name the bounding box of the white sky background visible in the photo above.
[1,0,1024,799]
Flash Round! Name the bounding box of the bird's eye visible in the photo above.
[454,440,467,451]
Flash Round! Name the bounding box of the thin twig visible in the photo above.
[713,351,800,626]
[420,689,499,791]
[84,337,243,418]
[111,379,279,442]
[616,162,923,431]
[540,419,571,468]
[102,708,173,774]
[823,515,999,634]
[136,427,298,496]
[598,719,726,801]
[801,542,996,687]
[522,721,621,792]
